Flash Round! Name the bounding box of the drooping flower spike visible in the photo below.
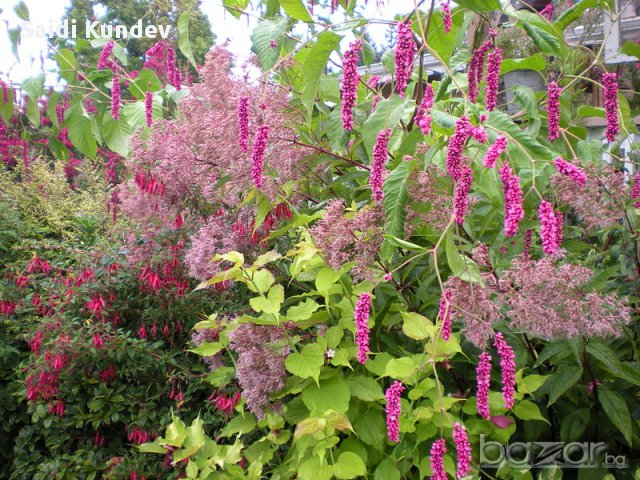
[453,422,472,478]
[370,129,392,202]
[394,21,417,96]
[340,39,362,131]
[547,81,561,141]
[354,292,372,364]
[476,351,492,419]
[251,125,270,189]
[494,332,516,409]
[603,72,620,142]
[384,381,405,442]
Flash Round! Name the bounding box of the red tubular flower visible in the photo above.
[384,380,405,442]
[430,438,448,480]
[394,21,416,96]
[499,164,524,237]
[354,293,372,364]
[494,332,516,410]
[547,81,561,141]
[446,115,471,180]
[111,74,120,120]
[603,72,619,142]
[538,199,559,255]
[454,165,474,225]
[340,39,362,131]
[144,91,153,127]
[554,157,587,186]
[370,128,391,202]
[238,96,250,152]
[476,351,492,419]
[442,1,452,33]
[251,125,270,189]
[485,48,503,111]
[453,422,472,478]
[97,40,115,70]
[484,134,508,168]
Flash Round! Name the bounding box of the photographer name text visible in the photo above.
[20,19,172,39]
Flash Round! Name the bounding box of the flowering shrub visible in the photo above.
[2,0,640,479]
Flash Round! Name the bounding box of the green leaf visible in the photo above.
[539,365,583,406]
[205,367,235,387]
[501,54,546,75]
[560,408,590,442]
[383,235,427,252]
[445,231,484,285]
[347,376,384,402]
[375,458,402,480]
[555,0,598,30]
[251,269,275,293]
[302,374,351,413]
[363,96,407,157]
[622,41,640,60]
[401,311,434,341]
[138,439,168,454]
[513,85,541,136]
[280,0,312,22]
[222,0,250,18]
[598,387,632,445]
[315,267,341,297]
[381,161,409,259]
[14,1,29,20]
[487,110,552,160]
[220,414,257,437]
[177,12,197,68]
[66,103,97,158]
[285,343,325,382]
[454,0,500,11]
[251,17,288,71]
[333,452,366,479]
[513,400,549,423]
[576,140,604,164]
[385,357,419,382]
[102,114,133,157]
[518,374,548,394]
[286,298,320,322]
[294,417,326,440]
[21,74,44,100]
[521,21,564,57]
[301,31,342,116]
[164,414,187,447]
[189,342,224,357]
[54,49,77,83]
[128,69,163,99]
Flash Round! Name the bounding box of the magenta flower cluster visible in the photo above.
[484,134,508,168]
[485,48,503,111]
[468,39,493,103]
[341,39,362,131]
[111,75,120,120]
[446,115,471,180]
[384,380,405,443]
[554,157,587,187]
[416,84,435,135]
[632,174,640,207]
[453,423,472,478]
[454,166,474,225]
[370,129,391,202]
[354,292,372,364]
[430,438,447,480]
[97,40,115,70]
[499,164,524,237]
[238,96,250,153]
[144,92,153,127]
[547,81,561,141]
[476,351,492,419]
[494,332,516,409]
[165,45,182,90]
[251,125,270,189]
[442,1,452,33]
[394,21,416,96]
[540,3,555,20]
[538,199,560,255]
[603,72,619,142]
[438,290,452,341]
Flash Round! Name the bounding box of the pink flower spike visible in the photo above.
[98,40,115,70]
[485,48,503,111]
[484,135,508,168]
[453,423,472,478]
[438,290,452,341]
[493,332,516,410]
[394,21,417,96]
[476,351,492,419]
[603,72,619,142]
[251,125,270,189]
[538,199,559,255]
[631,174,640,207]
[111,75,120,120]
[384,380,405,442]
[354,293,372,364]
[370,128,391,202]
[144,91,153,127]
[238,96,250,152]
[547,81,561,141]
[442,1,452,33]
[430,438,447,480]
[554,157,587,187]
[340,39,362,131]
[499,164,524,237]
[446,115,471,180]
[540,3,555,20]
[454,165,474,225]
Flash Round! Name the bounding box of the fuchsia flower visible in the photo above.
[538,199,560,255]
[93,333,104,348]
[453,423,472,478]
[494,332,516,410]
[416,84,435,135]
[430,438,448,480]
[454,165,474,225]
[111,74,120,120]
[442,1,452,33]
[485,48,503,111]
[499,164,524,237]
[446,115,471,180]
[470,126,488,143]
[144,92,153,127]
[476,351,492,419]
[394,21,416,96]
[547,81,561,141]
[251,125,270,189]
[603,72,619,142]
[438,290,452,341]
[554,157,587,186]
[165,45,182,90]
[468,40,493,103]
[97,40,115,70]
[540,3,555,20]
[631,174,640,207]
[370,128,391,201]
[484,135,508,168]
[384,380,405,442]
[354,292,372,364]
[238,96,250,153]
[340,39,362,131]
